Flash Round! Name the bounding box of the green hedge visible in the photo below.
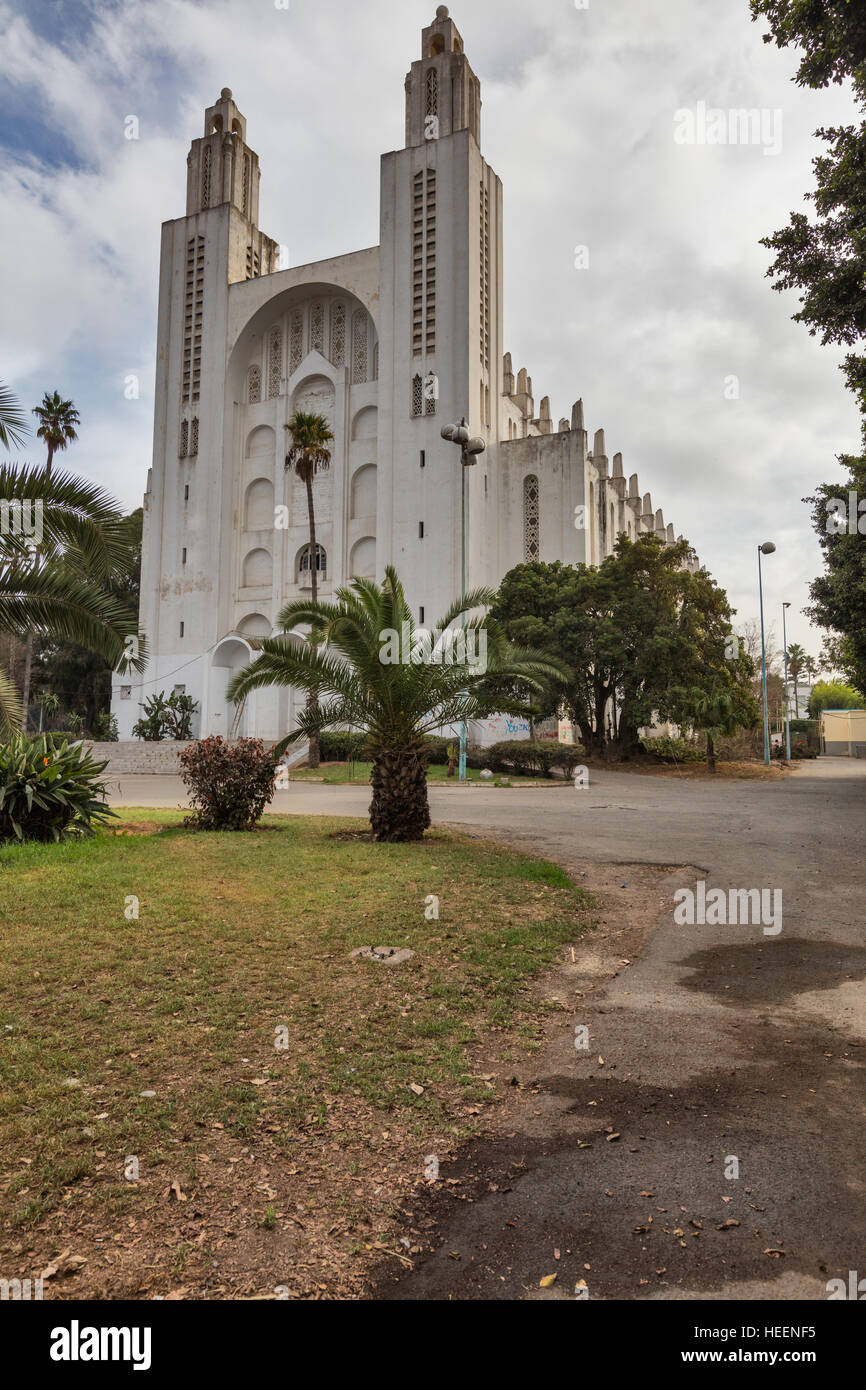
[641,736,705,763]
[318,731,371,762]
[473,740,585,779]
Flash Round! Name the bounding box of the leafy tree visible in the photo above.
[20,392,83,715]
[677,682,759,772]
[32,508,143,732]
[285,411,333,770]
[0,465,144,736]
[808,678,864,717]
[751,3,866,690]
[491,536,755,758]
[227,568,565,842]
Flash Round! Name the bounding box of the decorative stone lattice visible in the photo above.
[190,417,199,457]
[523,474,540,562]
[310,301,325,355]
[352,309,368,384]
[179,420,189,459]
[290,310,304,376]
[201,146,211,209]
[425,67,438,117]
[268,326,282,399]
[412,373,424,418]
[330,301,346,367]
[247,364,261,404]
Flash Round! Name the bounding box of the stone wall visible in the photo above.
[84,741,194,774]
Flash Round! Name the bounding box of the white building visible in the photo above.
[113,6,689,742]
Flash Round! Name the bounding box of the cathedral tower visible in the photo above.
[377,6,504,624]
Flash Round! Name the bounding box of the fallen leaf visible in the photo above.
[539,1274,558,1288]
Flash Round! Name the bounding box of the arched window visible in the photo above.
[425,68,439,118]
[247,364,262,404]
[523,475,540,562]
[298,545,327,581]
[268,326,282,398]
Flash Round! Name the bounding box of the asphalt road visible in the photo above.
[111,759,866,1300]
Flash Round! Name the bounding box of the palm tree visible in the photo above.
[800,653,818,711]
[284,410,334,769]
[0,381,29,450]
[685,683,754,772]
[20,392,82,720]
[227,567,566,841]
[32,391,80,474]
[786,642,807,721]
[0,464,144,736]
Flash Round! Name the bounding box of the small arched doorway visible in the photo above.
[209,637,254,738]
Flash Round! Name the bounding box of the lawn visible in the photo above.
[289,760,559,786]
[0,811,595,1300]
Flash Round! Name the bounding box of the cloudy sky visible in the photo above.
[1,0,860,657]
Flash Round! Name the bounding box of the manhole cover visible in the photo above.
[350,946,415,966]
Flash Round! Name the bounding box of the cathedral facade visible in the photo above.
[113,7,686,743]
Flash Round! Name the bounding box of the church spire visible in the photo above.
[405,7,481,148]
[186,88,263,225]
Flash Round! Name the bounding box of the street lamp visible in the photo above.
[441,418,486,780]
[758,541,776,765]
[782,601,792,760]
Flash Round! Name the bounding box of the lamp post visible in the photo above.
[782,601,792,760]
[441,418,486,780]
[758,541,776,765]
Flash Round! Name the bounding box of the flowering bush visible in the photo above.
[179,737,277,831]
[0,734,116,843]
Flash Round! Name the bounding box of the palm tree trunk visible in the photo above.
[792,675,799,721]
[19,445,55,730]
[370,744,431,842]
[305,472,320,770]
[706,731,716,772]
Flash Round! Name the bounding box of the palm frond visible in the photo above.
[0,381,30,451]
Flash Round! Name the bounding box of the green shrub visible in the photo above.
[0,734,117,843]
[475,740,585,778]
[318,730,370,762]
[133,690,199,742]
[422,736,452,766]
[179,737,277,831]
[641,736,705,764]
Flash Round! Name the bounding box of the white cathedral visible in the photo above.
[112,6,688,744]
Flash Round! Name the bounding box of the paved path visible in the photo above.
[112,760,866,1300]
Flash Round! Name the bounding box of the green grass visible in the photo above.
[0,811,595,1245]
[289,760,556,785]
